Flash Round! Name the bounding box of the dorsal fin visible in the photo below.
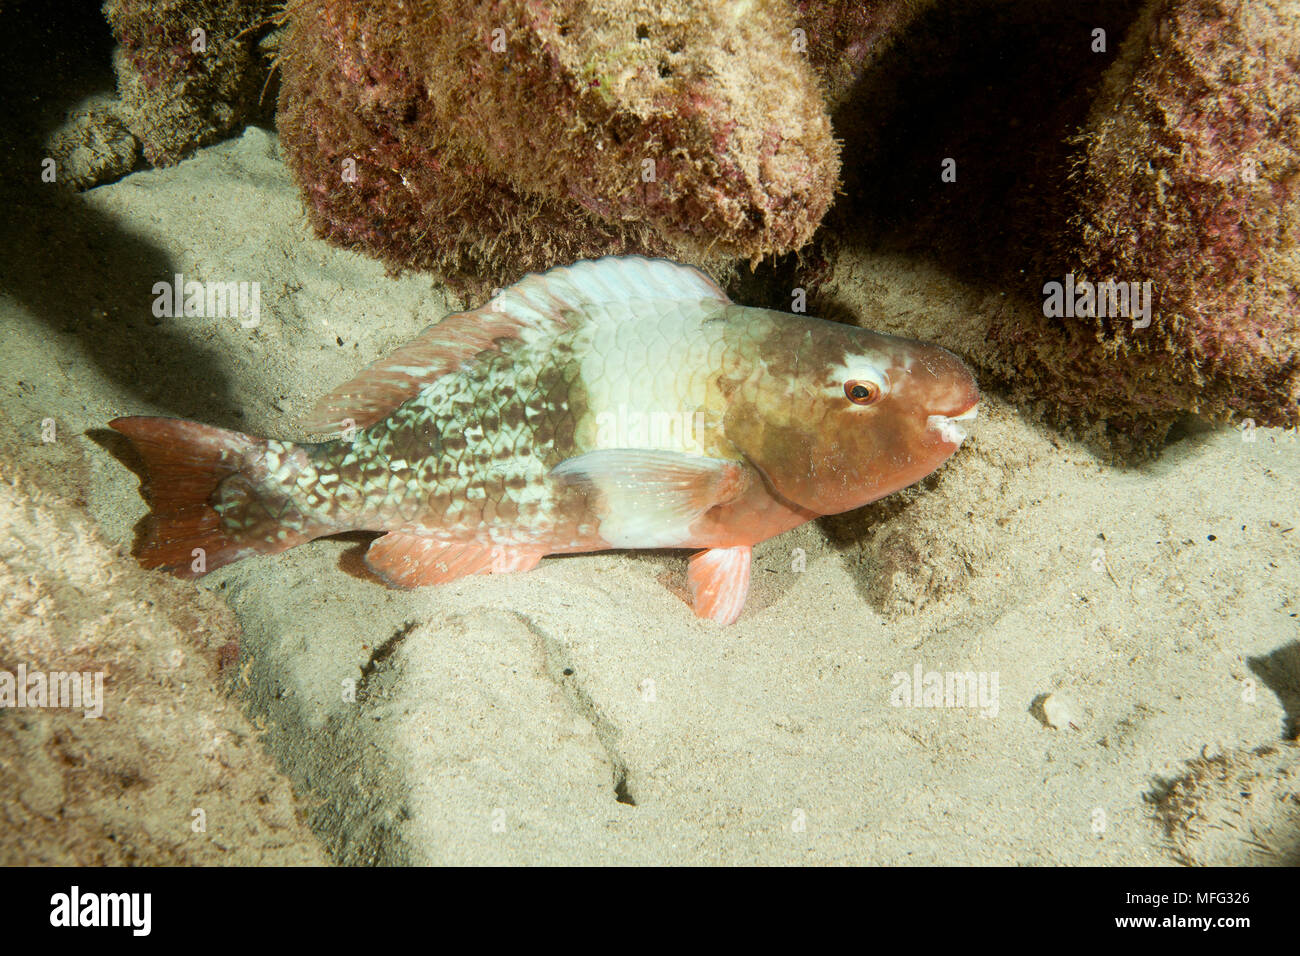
[302,256,730,435]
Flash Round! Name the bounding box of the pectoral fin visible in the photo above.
[687,546,752,625]
[550,449,746,548]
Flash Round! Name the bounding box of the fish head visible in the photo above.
[724,317,980,516]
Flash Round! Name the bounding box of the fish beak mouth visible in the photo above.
[927,404,979,446]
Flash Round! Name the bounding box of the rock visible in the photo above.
[0,475,326,865]
[276,0,840,287]
[42,94,140,190]
[1040,693,1079,730]
[1069,0,1300,429]
[103,0,278,167]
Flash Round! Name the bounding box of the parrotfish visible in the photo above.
[111,256,979,624]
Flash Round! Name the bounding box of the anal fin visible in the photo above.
[687,546,752,625]
[366,532,543,588]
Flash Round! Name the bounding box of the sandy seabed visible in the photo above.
[1,128,1297,865]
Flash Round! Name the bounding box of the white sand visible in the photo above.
[3,127,1297,864]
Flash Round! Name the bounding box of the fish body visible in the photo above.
[111,257,979,624]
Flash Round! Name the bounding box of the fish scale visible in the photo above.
[110,256,979,624]
[297,334,586,544]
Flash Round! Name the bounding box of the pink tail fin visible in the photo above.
[109,416,276,577]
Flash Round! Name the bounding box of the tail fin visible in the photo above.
[109,416,307,578]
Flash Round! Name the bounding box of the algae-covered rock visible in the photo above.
[277,0,840,285]
[103,0,278,167]
[42,93,141,190]
[1071,0,1300,428]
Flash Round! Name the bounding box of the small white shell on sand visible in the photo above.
[1042,693,1079,730]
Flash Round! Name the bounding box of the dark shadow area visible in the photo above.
[3,0,120,162]
[359,620,417,681]
[831,0,1148,296]
[1160,412,1220,449]
[0,182,246,424]
[817,470,958,614]
[1248,642,1300,741]
[819,473,939,549]
[1,0,247,425]
[335,530,386,583]
[86,424,142,477]
[737,0,1149,316]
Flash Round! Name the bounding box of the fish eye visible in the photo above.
[844,380,881,405]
